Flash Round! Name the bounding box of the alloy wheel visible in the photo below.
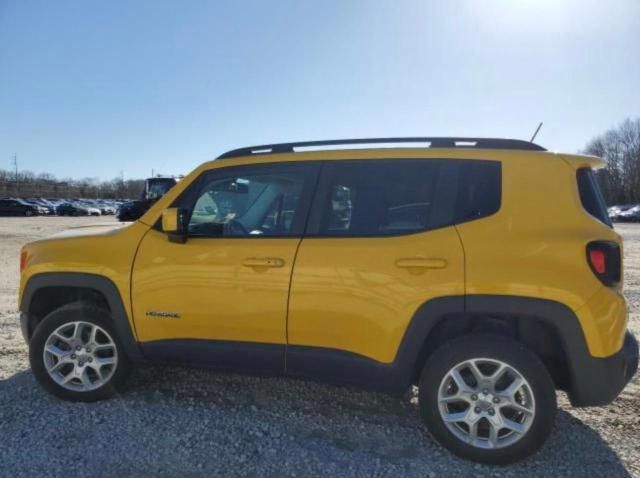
[43,321,118,392]
[437,358,535,449]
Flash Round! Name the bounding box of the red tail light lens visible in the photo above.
[586,241,621,287]
[588,249,606,274]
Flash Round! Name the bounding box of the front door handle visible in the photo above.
[242,257,285,268]
[395,258,448,269]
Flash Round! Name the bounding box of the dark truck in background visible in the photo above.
[116,176,178,222]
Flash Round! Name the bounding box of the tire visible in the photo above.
[29,302,131,402]
[24,210,33,217]
[419,334,556,465]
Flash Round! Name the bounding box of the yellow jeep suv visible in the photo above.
[18,138,638,464]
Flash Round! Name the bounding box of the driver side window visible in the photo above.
[187,163,315,237]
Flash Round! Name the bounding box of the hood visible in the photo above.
[47,222,129,240]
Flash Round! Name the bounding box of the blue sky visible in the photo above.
[0,0,639,180]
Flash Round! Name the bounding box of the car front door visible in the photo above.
[131,161,319,373]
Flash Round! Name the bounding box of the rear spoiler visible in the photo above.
[560,154,605,170]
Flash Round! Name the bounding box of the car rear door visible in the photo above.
[286,158,468,385]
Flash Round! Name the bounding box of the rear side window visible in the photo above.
[310,159,501,236]
[577,168,612,227]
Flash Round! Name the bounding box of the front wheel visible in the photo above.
[419,334,556,465]
[29,303,131,402]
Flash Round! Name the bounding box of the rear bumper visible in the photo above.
[569,331,639,406]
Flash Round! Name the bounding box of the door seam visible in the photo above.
[453,224,467,311]
[284,162,324,373]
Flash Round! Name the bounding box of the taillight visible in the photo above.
[586,241,621,287]
[588,249,606,274]
[20,250,28,273]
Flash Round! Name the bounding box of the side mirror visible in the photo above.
[162,208,188,243]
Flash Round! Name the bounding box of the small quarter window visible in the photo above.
[455,160,501,222]
[577,168,612,227]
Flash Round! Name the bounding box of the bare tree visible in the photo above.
[0,169,144,199]
[584,118,640,205]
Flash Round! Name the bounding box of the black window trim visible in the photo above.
[159,161,322,239]
[304,158,502,238]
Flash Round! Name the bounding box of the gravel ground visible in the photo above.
[0,217,639,478]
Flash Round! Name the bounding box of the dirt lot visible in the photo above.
[0,216,639,477]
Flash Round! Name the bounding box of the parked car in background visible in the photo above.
[77,201,102,216]
[25,198,56,215]
[0,198,43,216]
[617,204,640,222]
[0,197,126,216]
[608,204,636,222]
[95,200,116,215]
[56,201,91,216]
[20,199,50,215]
[48,199,67,210]
[41,199,60,214]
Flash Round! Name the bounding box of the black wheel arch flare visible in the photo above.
[20,272,144,362]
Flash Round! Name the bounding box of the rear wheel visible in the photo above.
[29,303,130,401]
[419,334,556,464]
[24,209,33,217]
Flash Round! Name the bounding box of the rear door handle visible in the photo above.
[395,258,448,269]
[242,257,285,268]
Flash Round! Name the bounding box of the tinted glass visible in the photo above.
[456,160,502,222]
[187,163,315,237]
[314,159,501,236]
[577,168,612,227]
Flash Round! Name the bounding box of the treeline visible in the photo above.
[3,119,638,203]
[0,170,144,199]
[585,118,640,205]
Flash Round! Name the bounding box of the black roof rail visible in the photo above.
[217,137,546,159]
